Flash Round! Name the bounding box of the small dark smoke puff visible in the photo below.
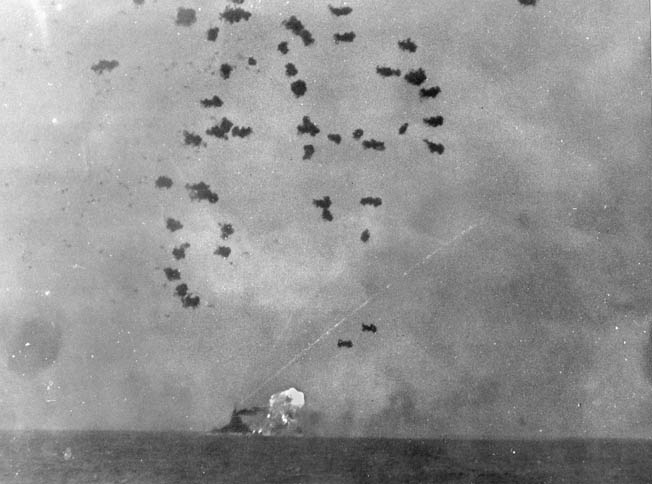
[420,86,441,98]
[333,32,356,43]
[220,223,234,240]
[166,218,183,232]
[214,246,231,258]
[362,139,385,151]
[7,320,63,376]
[248,57,257,66]
[360,229,370,242]
[207,27,219,41]
[282,16,314,46]
[297,116,320,136]
[183,130,203,146]
[155,176,173,189]
[298,30,315,46]
[185,182,219,203]
[303,144,315,160]
[282,16,305,36]
[291,80,307,97]
[231,126,253,138]
[328,5,352,16]
[404,68,427,86]
[423,116,444,127]
[313,196,333,220]
[175,8,197,26]
[423,139,444,154]
[181,294,200,308]
[206,117,234,139]
[360,197,382,207]
[175,283,188,297]
[285,63,298,77]
[313,196,332,210]
[327,134,342,144]
[172,243,190,260]
[200,95,223,108]
[352,129,364,139]
[164,267,181,281]
[278,42,289,54]
[220,7,252,23]
[398,123,408,135]
[220,63,233,80]
[91,60,119,74]
[376,66,401,77]
[398,38,417,52]
[518,0,536,5]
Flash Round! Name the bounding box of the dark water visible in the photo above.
[1,431,651,483]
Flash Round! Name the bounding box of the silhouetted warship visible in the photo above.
[210,409,253,435]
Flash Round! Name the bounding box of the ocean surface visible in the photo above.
[1,431,651,483]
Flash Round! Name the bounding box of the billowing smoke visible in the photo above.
[260,387,305,436]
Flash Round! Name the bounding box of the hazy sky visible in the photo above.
[0,0,649,438]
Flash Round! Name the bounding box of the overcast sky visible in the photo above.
[0,0,649,438]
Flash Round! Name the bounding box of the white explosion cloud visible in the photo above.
[260,387,305,435]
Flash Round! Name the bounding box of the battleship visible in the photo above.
[210,409,255,435]
[210,388,306,436]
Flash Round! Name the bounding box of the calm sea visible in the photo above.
[0,431,650,483]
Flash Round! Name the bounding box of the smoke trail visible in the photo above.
[28,0,50,49]
[241,222,482,403]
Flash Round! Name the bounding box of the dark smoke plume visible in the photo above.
[303,144,315,160]
[376,66,401,77]
[200,95,223,108]
[172,243,190,260]
[214,246,231,258]
[220,64,234,80]
[423,116,444,127]
[313,196,333,221]
[328,5,352,16]
[360,197,382,207]
[155,176,173,189]
[420,86,441,98]
[206,118,234,139]
[183,130,203,147]
[327,134,342,144]
[404,68,427,86]
[423,139,444,154]
[206,27,219,42]
[220,7,251,23]
[362,139,385,151]
[282,16,314,46]
[185,182,219,204]
[285,63,298,77]
[291,80,307,97]
[175,8,196,26]
[334,32,356,43]
[398,38,417,52]
[297,116,320,136]
[220,223,234,240]
[91,60,119,74]
[166,218,183,232]
[164,268,181,281]
[235,406,266,416]
[231,126,253,138]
